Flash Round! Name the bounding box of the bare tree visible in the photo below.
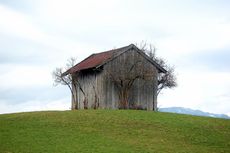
[106,53,156,109]
[138,42,177,95]
[52,57,79,109]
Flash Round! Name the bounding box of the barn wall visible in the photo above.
[72,69,118,109]
[72,48,158,110]
[74,71,98,109]
[103,49,158,110]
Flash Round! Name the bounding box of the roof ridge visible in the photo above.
[93,44,132,55]
[62,43,166,75]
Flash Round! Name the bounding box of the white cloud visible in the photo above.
[0,4,92,60]
[159,70,230,114]
[0,64,52,90]
[0,98,70,114]
[0,4,44,41]
[156,20,230,62]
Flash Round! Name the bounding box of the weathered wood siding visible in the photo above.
[72,49,158,110]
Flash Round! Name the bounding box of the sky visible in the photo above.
[0,0,230,116]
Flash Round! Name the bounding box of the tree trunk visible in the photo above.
[119,89,129,109]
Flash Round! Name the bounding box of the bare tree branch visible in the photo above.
[52,57,78,109]
[139,42,177,95]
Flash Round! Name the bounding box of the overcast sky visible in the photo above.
[0,0,230,115]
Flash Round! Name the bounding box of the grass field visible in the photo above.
[0,110,230,153]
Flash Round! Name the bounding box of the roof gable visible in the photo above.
[63,44,166,76]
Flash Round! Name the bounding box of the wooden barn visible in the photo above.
[63,44,166,111]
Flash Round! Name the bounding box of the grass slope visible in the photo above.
[0,110,230,153]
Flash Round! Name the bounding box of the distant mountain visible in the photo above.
[159,107,230,119]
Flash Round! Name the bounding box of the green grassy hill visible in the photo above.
[1,110,230,153]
